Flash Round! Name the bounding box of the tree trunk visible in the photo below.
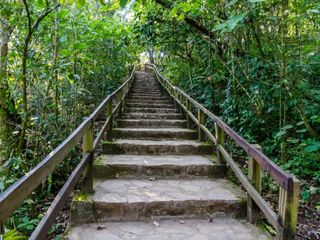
[147,48,154,63]
[0,18,11,164]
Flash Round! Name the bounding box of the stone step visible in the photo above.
[125,103,174,108]
[132,85,162,90]
[111,128,197,140]
[127,100,172,105]
[124,107,178,114]
[93,155,226,179]
[102,139,213,155]
[127,96,170,101]
[68,219,271,240]
[131,87,161,90]
[129,94,168,98]
[123,113,184,119]
[116,119,187,128]
[131,90,162,93]
[71,179,246,223]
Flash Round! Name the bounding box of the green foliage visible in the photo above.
[3,229,27,240]
[0,0,138,236]
[132,0,320,202]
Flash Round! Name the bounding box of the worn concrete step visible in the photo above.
[131,87,161,90]
[126,103,174,108]
[116,119,187,128]
[71,179,246,223]
[127,96,170,101]
[102,139,213,155]
[131,90,162,93]
[132,83,160,86]
[129,94,168,99]
[123,113,184,119]
[93,155,226,179]
[68,219,271,240]
[127,100,172,105]
[124,107,178,114]
[112,128,197,140]
[132,81,161,86]
[131,92,163,95]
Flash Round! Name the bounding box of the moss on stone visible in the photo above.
[73,192,92,202]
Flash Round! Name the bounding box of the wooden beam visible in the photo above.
[218,145,281,232]
[247,144,262,223]
[29,153,92,240]
[215,122,225,164]
[81,121,94,193]
[0,117,91,222]
[278,177,300,239]
[198,108,205,141]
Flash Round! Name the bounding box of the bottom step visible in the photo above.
[71,179,246,223]
[67,219,271,240]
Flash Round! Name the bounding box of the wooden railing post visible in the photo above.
[186,98,192,128]
[215,122,225,163]
[106,98,113,140]
[178,92,183,113]
[278,177,300,240]
[198,108,205,141]
[174,89,179,110]
[82,120,93,193]
[247,144,262,223]
[117,90,123,116]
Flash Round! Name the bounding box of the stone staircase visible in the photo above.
[68,70,271,239]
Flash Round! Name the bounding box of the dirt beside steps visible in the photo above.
[67,70,271,239]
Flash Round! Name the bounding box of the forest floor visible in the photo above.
[296,197,320,240]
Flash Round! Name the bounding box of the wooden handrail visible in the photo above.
[146,63,300,240]
[0,66,136,239]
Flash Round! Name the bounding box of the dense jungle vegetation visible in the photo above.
[0,0,319,239]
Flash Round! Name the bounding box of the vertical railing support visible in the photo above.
[278,177,300,240]
[82,120,93,193]
[186,98,192,128]
[117,90,123,116]
[198,108,205,141]
[106,98,113,140]
[215,122,225,163]
[178,92,183,113]
[174,89,179,110]
[247,144,262,223]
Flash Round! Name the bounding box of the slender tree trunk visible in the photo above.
[46,2,60,118]
[0,18,11,164]
[18,1,57,152]
[147,48,154,63]
[18,36,31,151]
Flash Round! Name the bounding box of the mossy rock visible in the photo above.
[71,192,94,224]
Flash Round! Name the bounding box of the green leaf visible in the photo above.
[226,13,247,31]
[248,0,266,3]
[212,13,247,32]
[60,35,67,43]
[305,142,320,152]
[120,0,128,8]
[226,0,238,7]
[76,0,85,8]
[207,0,214,6]
[282,124,293,130]
[169,7,178,17]
[275,130,286,138]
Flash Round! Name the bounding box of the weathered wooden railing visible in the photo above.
[146,63,300,240]
[0,66,136,239]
